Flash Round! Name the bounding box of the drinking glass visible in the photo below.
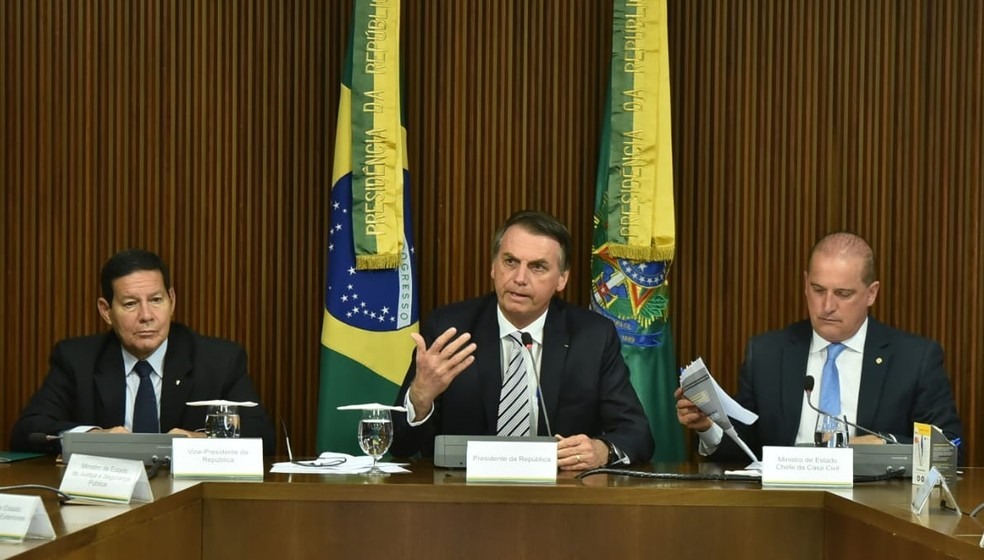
[205,404,241,438]
[814,414,848,448]
[357,408,393,476]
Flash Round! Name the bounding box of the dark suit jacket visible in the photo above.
[390,294,655,463]
[708,318,963,462]
[10,323,276,453]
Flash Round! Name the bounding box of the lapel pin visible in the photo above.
[176,379,181,386]
[875,357,883,365]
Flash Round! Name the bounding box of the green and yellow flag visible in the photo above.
[317,0,417,454]
[590,0,684,462]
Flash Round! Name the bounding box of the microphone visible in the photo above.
[27,433,62,452]
[803,376,898,444]
[520,331,553,437]
[278,414,345,467]
[0,484,73,503]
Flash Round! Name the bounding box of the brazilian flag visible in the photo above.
[590,0,685,462]
[317,0,418,455]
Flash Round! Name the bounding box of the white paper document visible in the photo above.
[270,452,410,474]
[186,400,258,407]
[680,357,760,464]
[336,403,407,412]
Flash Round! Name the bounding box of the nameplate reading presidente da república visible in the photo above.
[761,446,854,488]
[465,440,557,484]
[0,494,55,543]
[171,438,264,480]
[59,453,153,505]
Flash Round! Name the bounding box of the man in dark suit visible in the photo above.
[675,232,962,462]
[10,249,275,453]
[391,211,654,469]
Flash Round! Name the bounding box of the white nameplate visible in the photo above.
[911,465,961,515]
[465,440,557,484]
[59,454,153,505]
[911,465,941,514]
[0,494,55,543]
[171,438,264,479]
[761,446,853,487]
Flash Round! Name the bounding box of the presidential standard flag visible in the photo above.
[590,0,685,462]
[317,0,418,455]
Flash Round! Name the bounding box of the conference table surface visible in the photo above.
[2,457,984,559]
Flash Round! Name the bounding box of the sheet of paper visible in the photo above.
[679,358,758,426]
[336,403,407,412]
[186,400,258,407]
[270,452,410,474]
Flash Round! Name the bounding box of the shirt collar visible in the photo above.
[122,339,169,377]
[496,306,547,345]
[811,317,868,354]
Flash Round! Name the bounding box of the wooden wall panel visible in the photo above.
[2,1,982,465]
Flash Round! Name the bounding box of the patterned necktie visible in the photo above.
[496,332,531,436]
[819,343,847,416]
[132,360,160,433]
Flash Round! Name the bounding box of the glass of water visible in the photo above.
[358,408,393,476]
[205,404,241,438]
[814,414,848,448]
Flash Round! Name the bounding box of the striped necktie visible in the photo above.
[496,332,531,436]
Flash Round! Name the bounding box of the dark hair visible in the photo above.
[491,210,572,271]
[100,249,171,302]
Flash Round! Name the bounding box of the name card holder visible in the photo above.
[0,494,55,543]
[911,466,961,515]
[171,438,264,479]
[59,454,152,505]
[465,440,557,484]
[761,446,853,488]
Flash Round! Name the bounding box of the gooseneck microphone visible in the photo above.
[27,433,62,452]
[803,376,899,444]
[520,332,553,437]
[0,484,72,503]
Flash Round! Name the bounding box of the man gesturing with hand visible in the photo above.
[390,211,654,468]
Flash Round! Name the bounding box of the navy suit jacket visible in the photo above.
[10,323,276,453]
[391,294,655,463]
[708,318,963,462]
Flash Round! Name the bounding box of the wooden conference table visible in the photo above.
[2,458,984,559]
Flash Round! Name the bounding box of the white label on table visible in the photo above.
[171,438,263,479]
[465,440,557,484]
[59,454,152,505]
[761,446,853,487]
[0,494,55,543]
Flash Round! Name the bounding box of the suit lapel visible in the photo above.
[476,302,505,432]
[857,318,891,427]
[779,323,811,443]
[539,301,567,436]
[160,326,195,431]
[94,336,126,426]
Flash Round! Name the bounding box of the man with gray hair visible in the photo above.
[675,232,962,462]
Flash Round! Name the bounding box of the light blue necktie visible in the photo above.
[819,343,847,416]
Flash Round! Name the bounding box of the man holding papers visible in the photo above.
[675,232,962,462]
[391,211,654,469]
[10,249,275,453]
